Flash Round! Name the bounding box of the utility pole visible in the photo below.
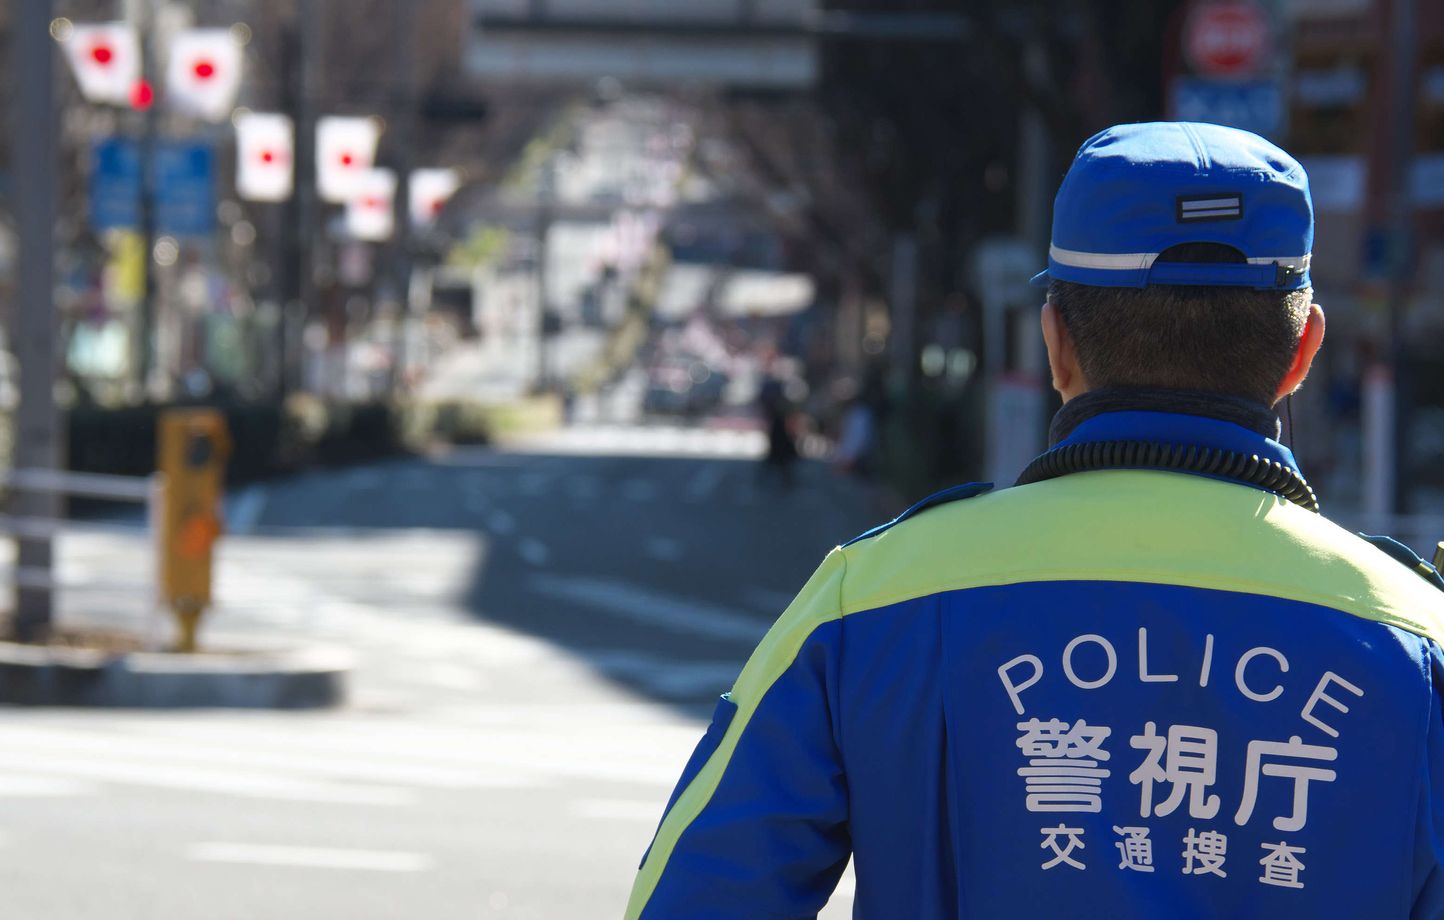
[534,155,556,392]
[281,0,320,394]
[12,0,61,641]
[1384,0,1417,518]
[389,0,417,394]
[126,0,160,400]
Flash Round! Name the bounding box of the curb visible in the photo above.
[0,642,352,709]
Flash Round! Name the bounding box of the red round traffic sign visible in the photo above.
[1185,1,1270,78]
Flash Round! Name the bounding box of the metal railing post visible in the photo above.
[147,472,167,650]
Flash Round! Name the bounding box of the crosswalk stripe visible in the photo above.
[0,749,416,805]
[0,724,534,790]
[527,573,768,644]
[189,843,432,872]
[570,798,664,823]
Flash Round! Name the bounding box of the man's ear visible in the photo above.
[1041,302,1087,402]
[1274,303,1325,404]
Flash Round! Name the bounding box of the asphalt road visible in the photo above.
[0,428,883,919]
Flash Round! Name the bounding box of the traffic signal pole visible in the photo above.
[12,0,62,641]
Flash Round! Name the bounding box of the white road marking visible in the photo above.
[0,724,529,791]
[415,663,489,692]
[104,717,686,786]
[586,650,738,698]
[0,775,98,797]
[528,574,767,644]
[227,486,269,535]
[504,426,765,459]
[519,538,551,566]
[570,798,663,823]
[188,843,433,872]
[0,750,416,806]
[643,537,684,562]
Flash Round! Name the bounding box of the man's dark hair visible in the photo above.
[1047,243,1312,406]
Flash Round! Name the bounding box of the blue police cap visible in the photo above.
[1031,122,1313,291]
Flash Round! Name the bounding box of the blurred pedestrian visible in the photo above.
[830,378,880,481]
[756,373,797,491]
[626,123,1444,919]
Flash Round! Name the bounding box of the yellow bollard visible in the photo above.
[158,409,230,653]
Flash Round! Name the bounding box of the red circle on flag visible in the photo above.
[1185,1,1270,78]
[340,153,355,167]
[261,151,275,164]
[90,44,115,66]
[130,79,154,111]
[362,197,384,211]
[193,59,217,81]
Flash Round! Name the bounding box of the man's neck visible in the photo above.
[1050,387,1281,446]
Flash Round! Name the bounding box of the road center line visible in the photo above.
[188,843,433,872]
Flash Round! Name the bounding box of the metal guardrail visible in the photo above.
[0,468,156,502]
[0,468,163,605]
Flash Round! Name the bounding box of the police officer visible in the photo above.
[625,122,1444,919]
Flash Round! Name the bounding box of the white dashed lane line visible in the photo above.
[188,843,433,872]
[527,574,767,644]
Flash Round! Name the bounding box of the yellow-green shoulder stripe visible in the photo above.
[623,548,848,920]
[838,469,1444,646]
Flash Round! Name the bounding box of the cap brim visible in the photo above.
[1029,269,1050,289]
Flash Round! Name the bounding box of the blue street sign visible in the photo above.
[1171,78,1284,140]
[90,138,142,232]
[152,141,215,238]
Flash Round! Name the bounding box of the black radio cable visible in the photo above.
[1016,440,1321,514]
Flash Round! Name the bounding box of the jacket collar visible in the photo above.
[1050,387,1280,445]
[1048,389,1302,477]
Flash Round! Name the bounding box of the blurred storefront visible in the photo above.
[1165,0,1444,515]
[1285,0,1444,513]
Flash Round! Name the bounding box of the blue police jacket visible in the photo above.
[626,409,1444,919]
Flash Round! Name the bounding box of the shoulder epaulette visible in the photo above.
[1358,533,1444,594]
[842,482,994,548]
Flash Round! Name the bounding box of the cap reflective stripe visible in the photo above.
[1051,244,1311,273]
[1049,244,1157,271]
[1247,254,1311,270]
[1180,197,1241,210]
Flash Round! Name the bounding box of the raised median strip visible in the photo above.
[0,640,351,709]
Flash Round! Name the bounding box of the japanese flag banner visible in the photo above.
[166,29,243,122]
[235,112,294,202]
[62,22,140,106]
[409,168,461,228]
[317,117,382,204]
[346,168,397,242]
